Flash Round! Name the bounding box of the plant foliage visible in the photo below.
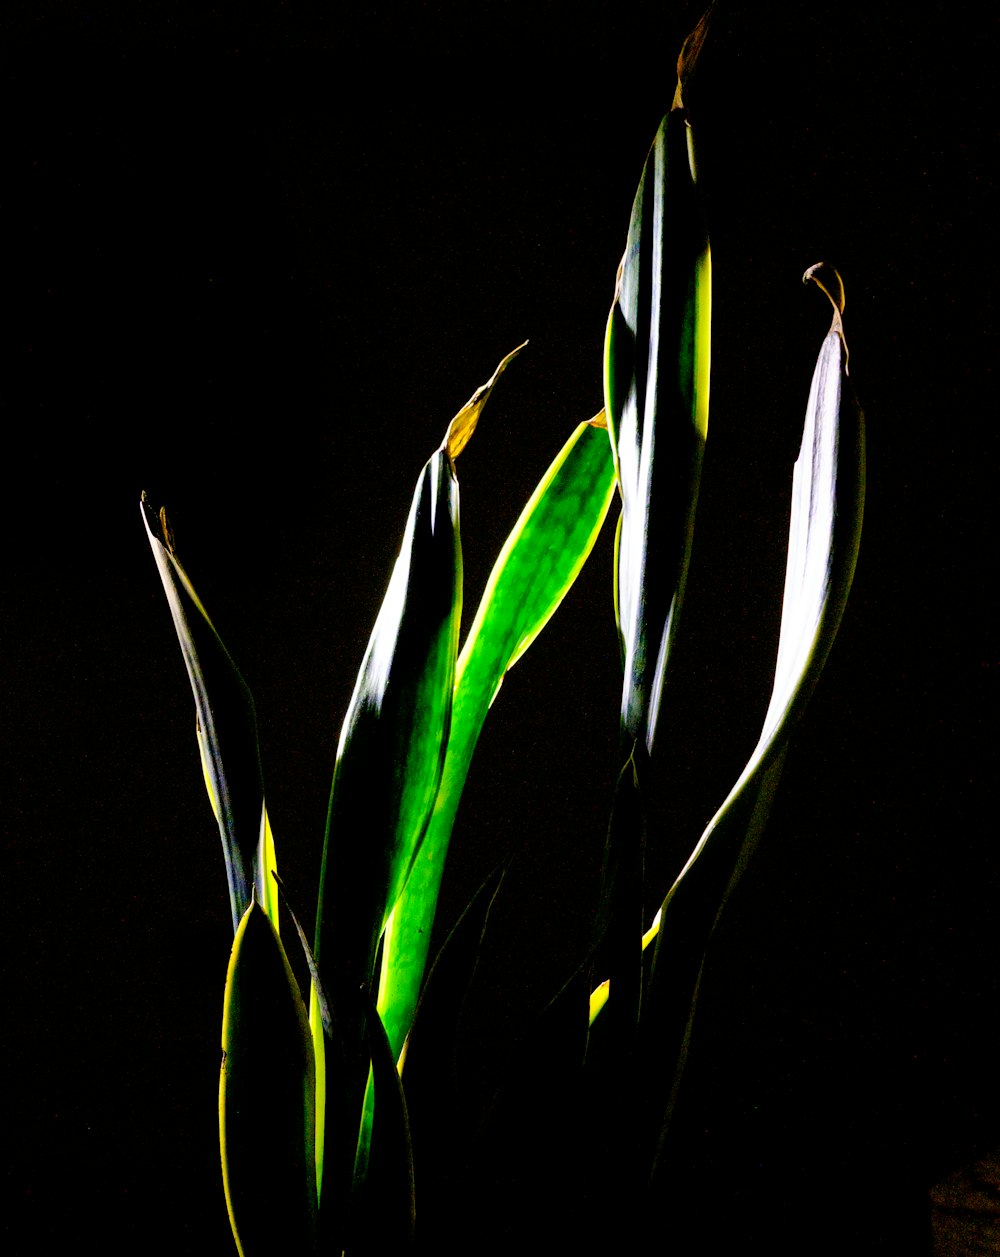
[142,10,865,1252]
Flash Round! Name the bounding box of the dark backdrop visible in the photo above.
[3,3,994,1253]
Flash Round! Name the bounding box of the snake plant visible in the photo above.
[141,9,864,1252]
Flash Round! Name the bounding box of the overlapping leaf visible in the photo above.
[220,900,318,1256]
[375,415,617,1062]
[311,346,522,1205]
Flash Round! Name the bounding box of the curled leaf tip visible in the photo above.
[140,491,176,553]
[159,505,177,554]
[803,262,848,360]
[803,262,845,314]
[674,2,716,111]
[443,340,528,462]
[589,409,609,430]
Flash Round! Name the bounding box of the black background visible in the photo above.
[2,2,995,1253]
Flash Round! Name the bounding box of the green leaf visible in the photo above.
[314,445,461,995]
[375,416,617,1062]
[220,899,318,1257]
[312,347,522,1204]
[141,497,276,934]
[642,263,866,1175]
[311,444,460,1215]
[603,91,711,757]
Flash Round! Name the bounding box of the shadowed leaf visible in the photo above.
[603,90,711,758]
[141,496,276,934]
[349,994,415,1256]
[642,264,866,1179]
[220,900,317,1256]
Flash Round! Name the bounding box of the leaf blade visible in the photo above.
[604,99,711,757]
[642,264,866,1173]
[376,417,617,1061]
[220,900,318,1256]
[142,497,274,933]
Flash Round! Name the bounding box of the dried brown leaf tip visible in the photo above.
[589,409,609,430]
[674,2,716,112]
[159,505,177,554]
[803,262,849,367]
[141,490,177,553]
[443,340,528,463]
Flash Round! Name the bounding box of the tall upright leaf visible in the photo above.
[375,415,617,1063]
[604,8,712,759]
[141,497,276,933]
[642,263,866,1181]
[593,7,713,1100]
[312,346,522,1205]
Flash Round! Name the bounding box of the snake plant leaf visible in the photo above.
[642,264,866,1174]
[141,496,275,934]
[312,347,524,1203]
[603,45,711,759]
[375,415,617,1062]
[311,440,460,1216]
[314,443,461,998]
[396,864,504,1076]
[220,899,318,1257]
[349,994,416,1256]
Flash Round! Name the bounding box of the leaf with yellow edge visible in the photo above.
[376,414,617,1064]
[312,346,524,1205]
[142,496,277,934]
[220,899,317,1256]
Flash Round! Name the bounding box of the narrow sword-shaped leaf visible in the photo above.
[349,994,416,1256]
[312,440,460,1216]
[313,344,525,991]
[220,899,318,1257]
[604,8,712,759]
[641,264,866,1179]
[311,346,522,1203]
[588,11,713,1122]
[376,415,617,1063]
[314,446,461,994]
[141,496,276,934]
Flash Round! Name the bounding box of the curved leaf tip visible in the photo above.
[803,262,848,362]
[442,340,528,462]
[140,490,175,554]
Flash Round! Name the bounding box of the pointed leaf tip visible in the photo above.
[443,340,528,462]
[674,3,716,110]
[140,492,178,555]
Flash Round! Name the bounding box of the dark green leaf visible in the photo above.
[603,98,711,757]
[141,496,275,933]
[220,900,318,1256]
[642,264,865,1178]
[349,995,415,1256]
